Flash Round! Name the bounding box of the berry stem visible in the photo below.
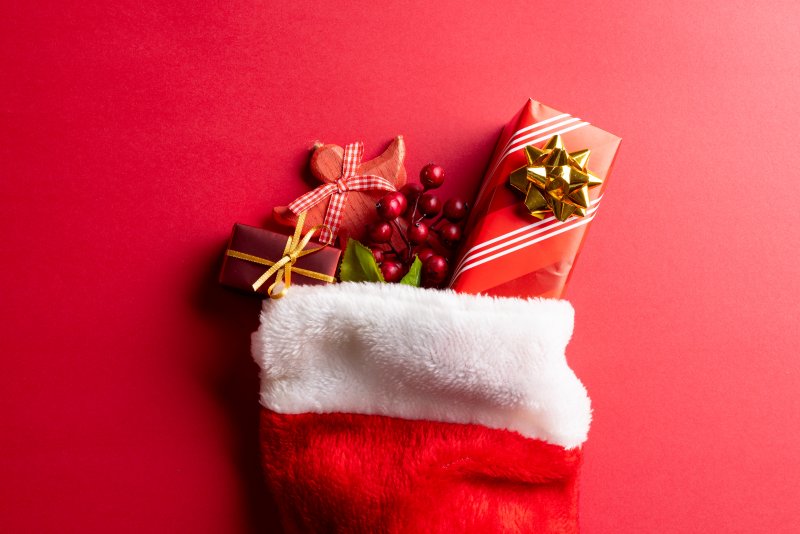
[415,213,439,226]
[387,241,403,259]
[430,215,446,229]
[409,195,421,224]
[391,219,411,249]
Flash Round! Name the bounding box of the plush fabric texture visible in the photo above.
[261,410,582,534]
[253,283,591,533]
[252,282,591,449]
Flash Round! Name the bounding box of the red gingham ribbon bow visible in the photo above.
[287,142,396,244]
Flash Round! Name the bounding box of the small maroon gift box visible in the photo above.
[219,223,341,298]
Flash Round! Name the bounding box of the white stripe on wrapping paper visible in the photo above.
[474,119,591,208]
[495,114,571,156]
[450,207,601,284]
[450,201,600,280]
[453,196,602,272]
[474,116,573,198]
[451,197,602,277]
[450,117,597,287]
[485,120,589,186]
[502,117,581,155]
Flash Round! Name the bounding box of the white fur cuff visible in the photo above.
[252,282,591,449]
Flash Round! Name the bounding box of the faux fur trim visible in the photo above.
[261,409,582,533]
[252,282,591,448]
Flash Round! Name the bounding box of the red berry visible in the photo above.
[372,249,384,264]
[423,255,448,283]
[416,248,435,263]
[420,163,445,189]
[367,221,393,243]
[418,192,441,217]
[400,183,424,203]
[438,222,462,248]
[390,191,408,214]
[407,222,429,245]
[381,260,404,283]
[376,191,407,221]
[443,197,469,221]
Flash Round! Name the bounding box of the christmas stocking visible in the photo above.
[252,282,591,533]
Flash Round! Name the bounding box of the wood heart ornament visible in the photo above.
[274,137,408,249]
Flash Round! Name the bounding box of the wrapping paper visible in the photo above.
[219,223,341,298]
[448,99,621,298]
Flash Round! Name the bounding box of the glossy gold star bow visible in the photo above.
[509,134,603,221]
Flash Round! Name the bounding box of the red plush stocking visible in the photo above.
[252,283,591,533]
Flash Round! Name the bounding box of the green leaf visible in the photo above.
[339,239,385,283]
[399,257,422,287]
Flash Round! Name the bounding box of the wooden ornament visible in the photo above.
[274,137,408,250]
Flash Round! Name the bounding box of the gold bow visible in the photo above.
[225,212,334,299]
[509,134,603,221]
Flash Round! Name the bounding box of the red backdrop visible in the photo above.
[2,1,799,532]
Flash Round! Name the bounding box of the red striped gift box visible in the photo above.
[449,99,622,299]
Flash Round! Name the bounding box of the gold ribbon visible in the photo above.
[509,134,603,221]
[225,212,335,299]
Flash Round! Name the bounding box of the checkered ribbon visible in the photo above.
[287,142,396,244]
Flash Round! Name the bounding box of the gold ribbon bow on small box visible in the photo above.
[225,212,335,299]
[509,134,603,221]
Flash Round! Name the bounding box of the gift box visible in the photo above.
[219,222,341,298]
[448,99,621,298]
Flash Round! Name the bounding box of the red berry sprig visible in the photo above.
[380,260,404,283]
[408,222,429,245]
[420,163,445,189]
[438,222,461,248]
[422,254,448,285]
[376,191,407,221]
[367,221,393,243]
[366,163,469,287]
[417,193,441,221]
[443,197,468,221]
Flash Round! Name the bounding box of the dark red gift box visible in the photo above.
[219,223,341,298]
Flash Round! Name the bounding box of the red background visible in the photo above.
[2,1,799,532]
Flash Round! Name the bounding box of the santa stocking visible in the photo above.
[252,282,591,533]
